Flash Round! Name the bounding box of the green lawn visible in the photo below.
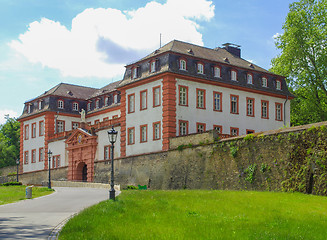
[0,185,54,205]
[59,190,327,240]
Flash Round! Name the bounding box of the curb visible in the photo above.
[48,213,77,240]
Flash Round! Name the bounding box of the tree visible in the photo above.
[270,0,327,126]
[0,117,20,168]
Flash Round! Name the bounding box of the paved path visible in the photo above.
[0,187,114,239]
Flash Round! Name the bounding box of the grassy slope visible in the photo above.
[0,185,54,205]
[60,190,327,240]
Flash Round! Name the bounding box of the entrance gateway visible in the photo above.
[65,129,97,182]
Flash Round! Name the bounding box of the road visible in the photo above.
[0,187,113,239]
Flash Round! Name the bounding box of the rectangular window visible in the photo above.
[94,119,100,125]
[150,61,156,73]
[104,145,111,160]
[246,129,255,134]
[105,97,109,106]
[128,94,135,113]
[103,117,109,122]
[58,100,64,109]
[140,125,147,143]
[231,70,237,81]
[214,66,221,78]
[153,86,161,107]
[197,63,204,74]
[128,127,135,145]
[196,89,206,109]
[72,122,79,129]
[114,94,118,104]
[38,101,42,110]
[24,151,29,164]
[27,104,31,113]
[247,74,253,84]
[246,98,255,117]
[230,127,239,136]
[39,121,44,136]
[179,85,188,106]
[25,125,29,140]
[112,115,118,119]
[276,80,282,90]
[57,120,65,133]
[140,90,147,110]
[153,122,161,140]
[213,91,222,111]
[261,100,269,119]
[73,102,79,111]
[96,99,100,109]
[179,120,189,136]
[32,123,36,138]
[230,95,239,114]
[262,77,268,87]
[39,148,44,162]
[275,103,283,121]
[132,67,138,79]
[31,149,36,163]
[213,125,222,134]
[196,123,206,133]
[87,102,91,111]
[53,155,60,168]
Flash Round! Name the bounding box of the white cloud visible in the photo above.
[0,109,19,125]
[9,0,215,78]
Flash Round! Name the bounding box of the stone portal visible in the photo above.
[65,129,97,182]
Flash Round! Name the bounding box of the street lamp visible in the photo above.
[107,125,118,200]
[48,150,52,189]
[16,159,20,182]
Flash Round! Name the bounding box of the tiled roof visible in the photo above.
[131,39,270,74]
[88,80,122,99]
[34,83,98,101]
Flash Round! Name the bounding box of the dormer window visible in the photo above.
[197,63,204,74]
[276,80,282,90]
[27,104,31,113]
[214,66,221,78]
[38,100,42,110]
[179,59,187,71]
[150,60,156,73]
[231,70,237,81]
[105,97,109,106]
[73,102,79,111]
[58,100,64,109]
[132,67,138,79]
[262,77,268,87]
[87,102,91,111]
[96,99,100,109]
[114,94,118,104]
[247,74,253,84]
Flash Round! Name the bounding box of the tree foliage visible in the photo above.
[0,118,20,168]
[270,0,327,126]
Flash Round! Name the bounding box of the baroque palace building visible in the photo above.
[18,40,294,182]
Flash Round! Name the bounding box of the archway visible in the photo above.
[82,164,87,182]
[75,162,87,181]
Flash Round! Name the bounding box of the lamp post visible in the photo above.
[16,159,20,182]
[48,150,52,189]
[107,125,118,200]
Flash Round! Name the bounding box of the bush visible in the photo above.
[2,181,22,186]
[125,185,138,190]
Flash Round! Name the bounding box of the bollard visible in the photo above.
[25,186,32,199]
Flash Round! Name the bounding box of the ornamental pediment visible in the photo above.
[65,128,94,146]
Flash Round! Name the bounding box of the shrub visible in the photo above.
[125,185,138,190]
[2,181,22,186]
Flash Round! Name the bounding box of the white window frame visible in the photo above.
[57,120,64,133]
[247,99,254,116]
[214,92,221,111]
[247,74,253,84]
[276,80,282,90]
[197,63,204,74]
[179,59,186,70]
[58,100,64,109]
[73,102,79,111]
[150,61,156,73]
[214,67,221,78]
[231,70,237,81]
[262,77,268,87]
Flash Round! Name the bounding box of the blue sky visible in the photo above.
[0,0,295,124]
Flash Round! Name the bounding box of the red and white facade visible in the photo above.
[18,40,293,182]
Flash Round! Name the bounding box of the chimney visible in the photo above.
[222,43,241,58]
